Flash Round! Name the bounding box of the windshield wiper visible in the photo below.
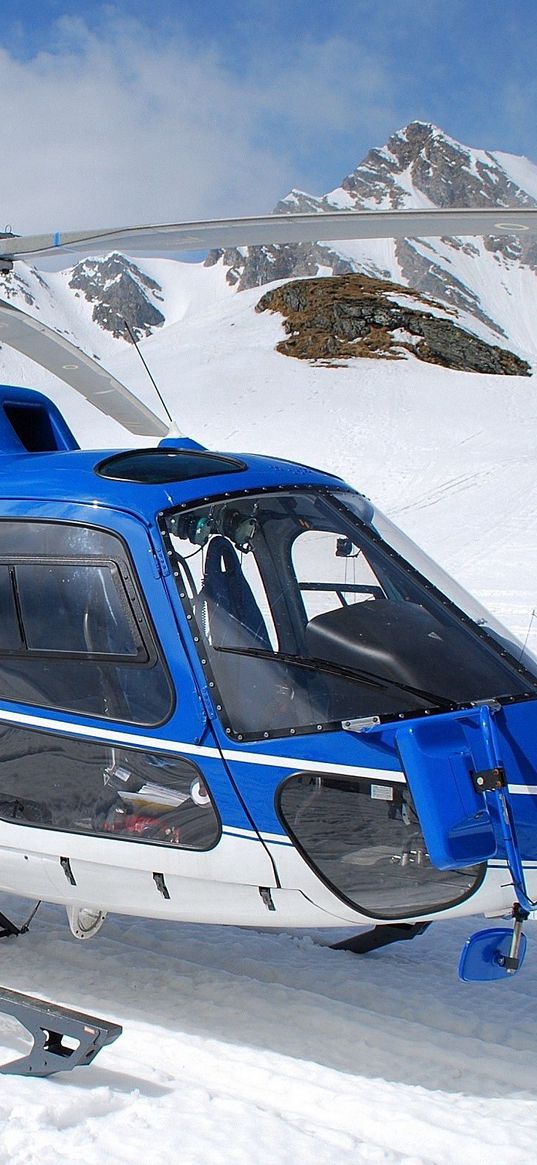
[214,645,454,710]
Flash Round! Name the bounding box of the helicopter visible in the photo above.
[0,201,534,1036]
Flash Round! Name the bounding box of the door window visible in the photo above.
[279,771,483,918]
[0,520,173,725]
[0,722,220,850]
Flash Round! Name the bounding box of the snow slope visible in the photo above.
[0,255,537,1161]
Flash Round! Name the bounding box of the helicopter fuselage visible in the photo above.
[0,384,536,936]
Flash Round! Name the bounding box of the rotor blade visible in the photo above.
[0,301,168,437]
[2,207,537,261]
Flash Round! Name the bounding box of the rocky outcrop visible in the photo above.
[256,275,530,376]
[68,253,165,341]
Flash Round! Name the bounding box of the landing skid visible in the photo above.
[331,921,431,955]
[0,988,122,1076]
[0,902,122,1076]
[0,902,41,939]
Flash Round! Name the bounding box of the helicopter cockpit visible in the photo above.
[164,488,537,743]
[159,485,537,921]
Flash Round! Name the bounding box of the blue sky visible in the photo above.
[0,1,536,231]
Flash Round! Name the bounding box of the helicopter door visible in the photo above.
[0,510,282,917]
[395,712,498,869]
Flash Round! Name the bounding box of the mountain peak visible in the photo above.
[394,120,456,141]
[338,122,532,211]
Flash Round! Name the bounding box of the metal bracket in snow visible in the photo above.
[0,987,122,1076]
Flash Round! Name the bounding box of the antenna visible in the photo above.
[123,319,176,433]
[519,608,537,662]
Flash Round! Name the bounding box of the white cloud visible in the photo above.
[0,15,400,234]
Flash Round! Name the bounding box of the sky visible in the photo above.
[0,1,536,233]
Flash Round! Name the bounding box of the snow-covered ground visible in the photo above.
[1,256,537,1161]
[1,903,537,1165]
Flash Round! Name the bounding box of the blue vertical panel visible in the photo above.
[396,715,497,868]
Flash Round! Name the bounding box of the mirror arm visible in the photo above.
[478,705,536,914]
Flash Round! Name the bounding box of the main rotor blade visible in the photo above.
[0,301,168,437]
[1,207,537,261]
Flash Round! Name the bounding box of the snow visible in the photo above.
[323,186,357,210]
[2,904,537,1164]
[492,152,537,204]
[1,247,537,1160]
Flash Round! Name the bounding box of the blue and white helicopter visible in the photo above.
[0,206,535,1065]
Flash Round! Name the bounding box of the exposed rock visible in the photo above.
[0,268,38,308]
[337,122,536,275]
[69,253,164,341]
[205,242,356,290]
[342,121,535,211]
[395,240,505,336]
[272,191,337,215]
[256,274,530,376]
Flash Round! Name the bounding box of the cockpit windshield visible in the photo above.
[162,489,537,740]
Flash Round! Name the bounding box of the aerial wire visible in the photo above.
[518,608,537,662]
[123,318,175,430]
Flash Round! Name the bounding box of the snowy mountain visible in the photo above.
[2,122,537,369]
[207,121,537,359]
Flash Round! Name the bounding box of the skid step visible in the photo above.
[0,987,122,1076]
[331,921,431,955]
